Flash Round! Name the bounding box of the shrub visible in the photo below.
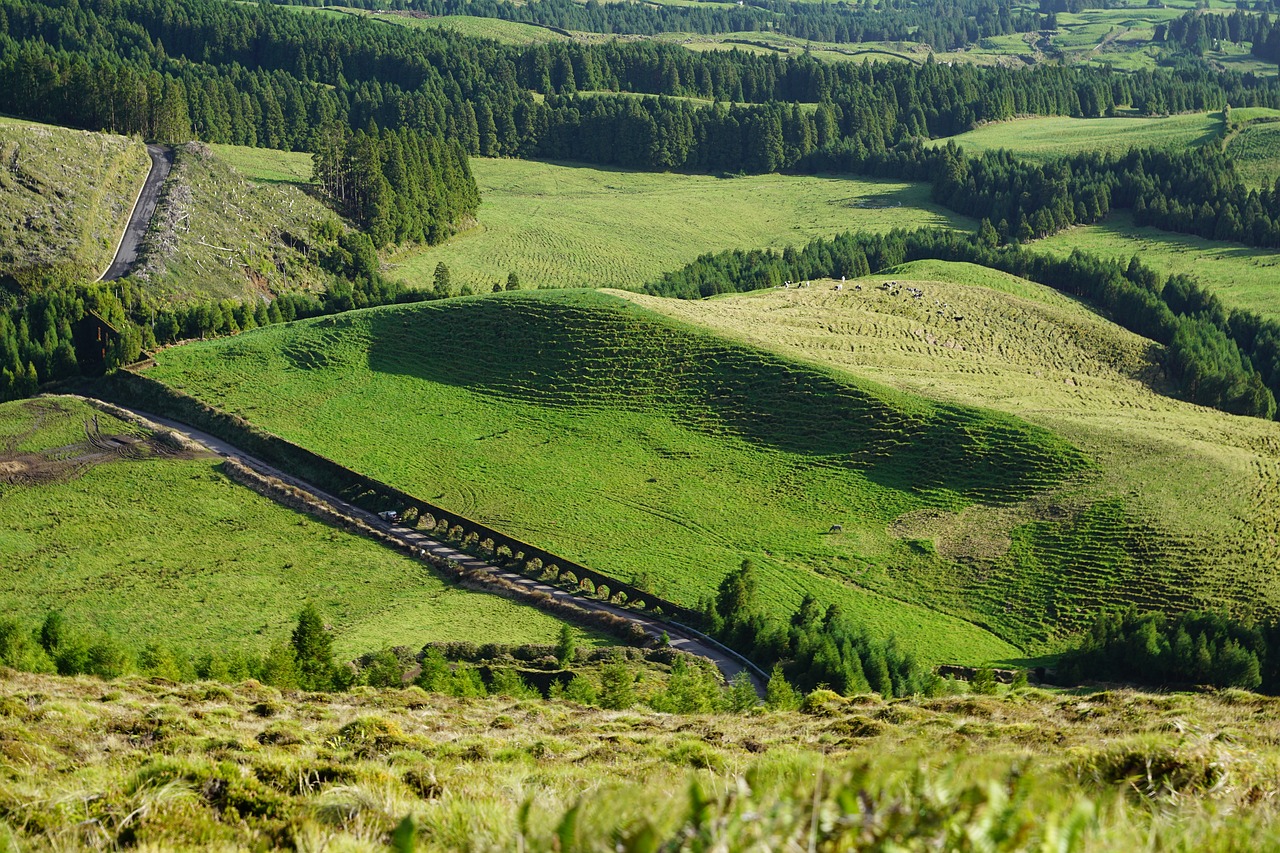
[600,662,637,710]
[0,619,53,673]
[85,638,131,679]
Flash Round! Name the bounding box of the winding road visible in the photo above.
[99,144,173,282]
[100,401,769,695]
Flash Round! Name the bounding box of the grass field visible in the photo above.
[206,143,315,186]
[142,289,1067,664]
[935,113,1223,161]
[0,396,580,657]
[6,671,1280,849]
[389,158,972,292]
[0,116,149,284]
[1033,212,1280,321]
[376,11,574,43]
[632,260,1280,645]
[1227,119,1280,189]
[136,142,338,302]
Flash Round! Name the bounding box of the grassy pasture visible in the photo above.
[1033,213,1280,321]
[6,671,1280,850]
[0,115,149,283]
[1227,119,1280,189]
[0,396,580,657]
[206,142,315,186]
[366,11,575,44]
[388,158,971,292]
[143,289,1068,663]
[632,261,1280,645]
[935,112,1222,162]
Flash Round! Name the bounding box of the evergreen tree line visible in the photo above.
[1160,8,1280,63]
[645,227,1278,418]
[928,144,1280,249]
[2,0,1275,157]
[0,607,770,711]
[5,0,1278,252]
[311,124,479,249]
[1057,608,1280,692]
[307,0,1043,53]
[702,560,937,698]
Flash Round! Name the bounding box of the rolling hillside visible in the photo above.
[0,396,579,656]
[631,260,1280,642]
[146,273,1280,655]
[0,116,150,285]
[139,282,1244,659]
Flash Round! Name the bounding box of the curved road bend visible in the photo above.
[101,402,768,694]
[100,144,174,282]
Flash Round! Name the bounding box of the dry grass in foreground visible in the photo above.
[2,669,1280,850]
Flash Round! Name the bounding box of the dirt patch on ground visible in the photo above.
[0,398,204,486]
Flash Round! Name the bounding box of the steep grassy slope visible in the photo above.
[631,261,1280,643]
[389,158,972,292]
[135,142,339,302]
[0,396,579,657]
[144,289,1110,662]
[0,116,150,284]
[1033,213,1280,321]
[4,670,1280,850]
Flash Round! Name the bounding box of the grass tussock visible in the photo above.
[4,670,1280,849]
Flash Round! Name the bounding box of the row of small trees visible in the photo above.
[703,560,940,699]
[0,604,343,690]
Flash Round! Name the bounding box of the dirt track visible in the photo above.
[0,398,198,487]
[99,401,769,695]
[100,144,173,282]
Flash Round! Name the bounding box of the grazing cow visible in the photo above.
[835,284,843,291]
[829,524,843,533]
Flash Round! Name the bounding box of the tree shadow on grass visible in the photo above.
[364,293,1088,504]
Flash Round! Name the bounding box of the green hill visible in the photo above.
[0,116,149,285]
[0,396,580,657]
[632,260,1280,644]
[148,288,1150,661]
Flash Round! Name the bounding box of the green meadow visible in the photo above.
[388,158,971,292]
[144,289,1076,663]
[935,112,1223,161]
[1033,213,1280,321]
[0,396,579,657]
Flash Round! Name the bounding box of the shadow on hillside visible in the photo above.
[364,296,1086,503]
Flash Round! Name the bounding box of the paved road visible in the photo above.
[100,144,174,282]
[101,401,768,695]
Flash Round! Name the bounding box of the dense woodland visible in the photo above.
[311,125,479,249]
[1058,609,1280,692]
